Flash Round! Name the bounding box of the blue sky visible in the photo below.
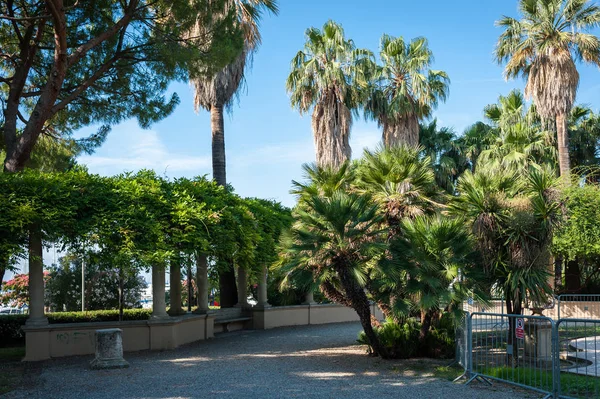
[77,0,600,208]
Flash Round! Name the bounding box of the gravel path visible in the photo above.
[3,322,540,399]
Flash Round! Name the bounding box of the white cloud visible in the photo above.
[231,139,314,166]
[78,125,211,176]
[351,129,381,157]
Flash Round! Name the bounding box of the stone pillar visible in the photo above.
[90,328,129,369]
[26,227,47,326]
[302,290,316,305]
[168,259,183,316]
[194,253,209,314]
[235,267,249,308]
[257,265,270,308]
[151,263,168,319]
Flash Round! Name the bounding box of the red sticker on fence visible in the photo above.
[515,318,525,339]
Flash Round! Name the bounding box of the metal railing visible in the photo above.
[557,294,600,320]
[555,318,600,399]
[462,313,600,398]
[466,312,556,398]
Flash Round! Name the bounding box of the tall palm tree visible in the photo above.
[495,0,600,178]
[365,35,450,147]
[286,21,371,168]
[190,0,278,307]
[191,0,278,186]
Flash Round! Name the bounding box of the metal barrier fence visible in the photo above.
[462,298,504,315]
[557,295,600,320]
[463,313,600,398]
[555,318,600,399]
[466,312,556,397]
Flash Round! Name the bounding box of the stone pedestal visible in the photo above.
[524,319,553,364]
[90,328,129,369]
[302,290,316,305]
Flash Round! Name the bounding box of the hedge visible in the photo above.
[0,309,152,347]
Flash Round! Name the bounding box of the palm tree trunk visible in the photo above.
[335,263,390,359]
[419,309,433,343]
[556,113,571,178]
[384,114,419,148]
[211,104,227,186]
[210,103,237,307]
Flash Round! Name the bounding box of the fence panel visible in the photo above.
[463,298,504,314]
[557,295,600,320]
[555,319,600,399]
[467,312,555,397]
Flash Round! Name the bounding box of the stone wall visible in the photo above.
[23,304,385,361]
[22,314,213,361]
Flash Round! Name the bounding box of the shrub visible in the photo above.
[0,309,153,347]
[0,315,28,348]
[47,309,152,323]
[357,318,456,359]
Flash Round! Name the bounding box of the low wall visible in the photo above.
[252,303,384,330]
[23,304,384,361]
[22,314,214,361]
[464,299,600,320]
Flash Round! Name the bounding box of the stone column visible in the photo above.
[194,253,209,314]
[302,290,316,305]
[151,263,168,319]
[235,267,249,308]
[168,259,183,316]
[26,227,48,326]
[257,265,270,308]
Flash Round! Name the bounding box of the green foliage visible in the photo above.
[450,164,560,311]
[45,254,147,312]
[0,315,28,348]
[1,0,246,168]
[365,35,450,125]
[357,318,455,359]
[553,183,600,290]
[0,169,290,298]
[46,309,152,324]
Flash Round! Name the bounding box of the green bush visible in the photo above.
[0,309,153,347]
[0,315,28,348]
[47,309,152,323]
[357,318,456,359]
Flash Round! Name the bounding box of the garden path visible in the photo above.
[3,322,540,399]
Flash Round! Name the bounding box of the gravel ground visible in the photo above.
[3,322,541,399]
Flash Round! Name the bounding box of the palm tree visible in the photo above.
[419,119,467,192]
[365,35,450,147]
[190,0,278,307]
[279,188,390,358]
[286,21,372,168]
[457,122,496,172]
[354,145,440,320]
[568,106,600,170]
[355,145,439,235]
[495,0,600,178]
[191,0,279,186]
[389,216,480,343]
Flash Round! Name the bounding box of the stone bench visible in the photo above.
[214,317,252,333]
